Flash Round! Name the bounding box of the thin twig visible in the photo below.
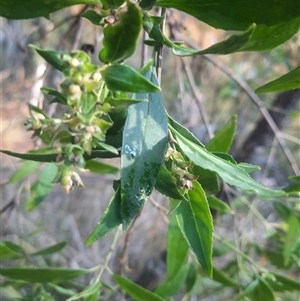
[0,199,15,214]
[119,211,141,275]
[71,17,83,51]
[175,56,187,123]
[58,5,88,50]
[181,57,214,139]
[141,29,148,68]
[156,8,166,84]
[172,30,299,175]
[93,226,122,282]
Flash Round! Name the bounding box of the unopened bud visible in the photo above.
[93,72,102,82]
[69,58,80,68]
[69,84,81,95]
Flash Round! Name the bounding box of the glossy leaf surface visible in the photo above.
[156,0,299,31]
[99,2,142,63]
[0,0,99,19]
[29,45,66,71]
[256,66,300,93]
[120,67,168,229]
[176,181,213,276]
[104,97,147,112]
[41,87,68,105]
[206,115,237,152]
[101,65,160,93]
[101,0,125,9]
[167,113,204,147]
[175,130,285,198]
[86,189,122,245]
[81,10,103,25]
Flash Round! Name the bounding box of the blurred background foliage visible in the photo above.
[1,5,299,301]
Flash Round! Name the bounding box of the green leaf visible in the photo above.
[28,104,47,117]
[185,264,199,294]
[1,149,119,163]
[167,213,189,278]
[104,97,147,112]
[193,166,220,195]
[212,266,240,287]
[271,272,300,291]
[85,160,119,174]
[96,142,119,155]
[26,163,59,211]
[155,264,189,298]
[206,115,236,152]
[139,0,157,10]
[101,0,125,9]
[155,166,186,200]
[86,189,122,245]
[175,130,285,199]
[283,183,300,196]
[0,242,24,259]
[289,175,300,182]
[66,282,102,301]
[113,275,166,301]
[101,64,160,93]
[156,0,299,31]
[120,66,168,229]
[41,87,68,105]
[273,202,294,221]
[167,113,204,148]
[81,10,103,25]
[0,268,89,283]
[8,161,39,183]
[29,45,66,71]
[238,162,260,174]
[170,19,300,56]
[0,0,99,19]
[81,92,97,115]
[239,17,300,51]
[176,181,213,276]
[30,242,67,256]
[99,2,142,63]
[251,277,275,301]
[47,284,76,297]
[283,214,300,266]
[256,66,300,94]
[207,196,234,215]
[232,279,259,301]
[213,152,237,164]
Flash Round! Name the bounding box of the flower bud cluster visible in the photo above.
[24,50,115,192]
[165,146,198,190]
